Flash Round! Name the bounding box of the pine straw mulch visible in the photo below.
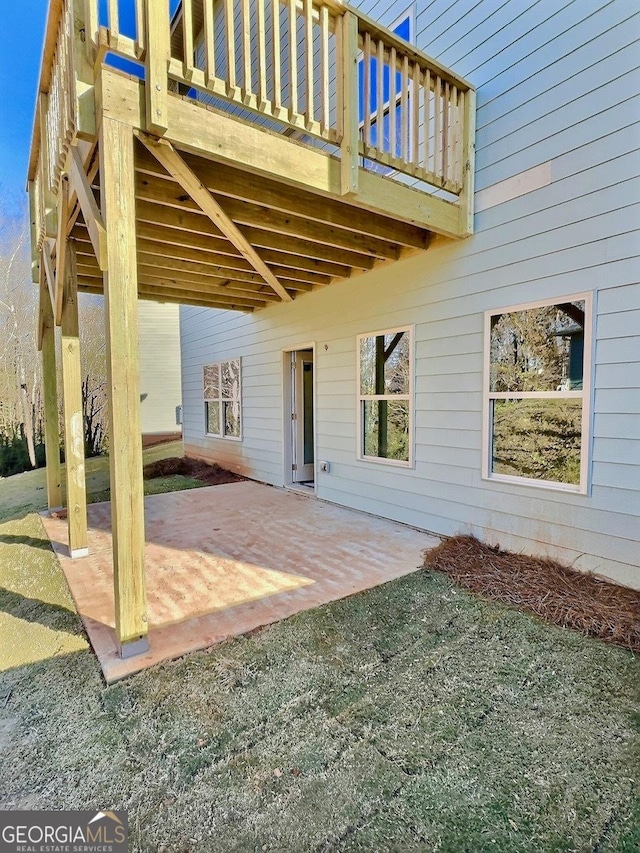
[143,456,246,487]
[423,535,640,654]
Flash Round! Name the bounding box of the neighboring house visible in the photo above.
[138,301,183,442]
[179,0,640,590]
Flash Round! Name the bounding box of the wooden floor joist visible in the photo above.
[134,173,401,260]
[136,135,293,302]
[135,147,430,249]
[132,204,377,269]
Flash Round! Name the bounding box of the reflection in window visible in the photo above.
[358,329,412,464]
[203,359,242,439]
[486,299,590,489]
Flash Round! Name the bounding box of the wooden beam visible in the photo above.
[40,268,62,509]
[135,148,430,249]
[68,145,108,269]
[78,280,258,311]
[132,203,377,269]
[136,135,293,301]
[100,116,149,655]
[28,181,41,284]
[73,222,352,279]
[134,253,321,288]
[143,0,169,135]
[54,176,70,324]
[134,174,400,259]
[340,11,359,196]
[140,278,270,302]
[60,243,88,557]
[42,241,56,316]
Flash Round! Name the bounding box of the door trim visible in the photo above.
[282,343,317,494]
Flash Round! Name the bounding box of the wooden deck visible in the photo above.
[27,0,474,659]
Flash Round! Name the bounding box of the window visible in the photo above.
[357,327,413,465]
[483,295,592,492]
[203,359,242,439]
[358,10,415,171]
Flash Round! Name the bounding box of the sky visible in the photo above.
[0,1,48,218]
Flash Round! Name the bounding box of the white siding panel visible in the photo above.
[179,0,640,588]
[138,301,182,435]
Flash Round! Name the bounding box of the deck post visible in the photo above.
[340,10,359,196]
[41,270,62,510]
[144,0,170,136]
[459,87,476,236]
[60,242,89,556]
[100,115,149,657]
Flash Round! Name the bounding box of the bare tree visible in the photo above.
[0,210,41,469]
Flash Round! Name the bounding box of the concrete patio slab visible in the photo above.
[40,482,439,682]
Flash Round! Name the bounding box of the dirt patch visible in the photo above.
[141,432,183,449]
[143,456,246,487]
[423,535,640,654]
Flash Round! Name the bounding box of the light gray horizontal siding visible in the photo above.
[179,0,639,588]
[138,301,182,435]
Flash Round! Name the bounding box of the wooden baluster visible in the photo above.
[401,53,409,162]
[320,4,330,135]
[224,0,237,95]
[335,13,343,139]
[135,0,145,54]
[304,0,314,123]
[376,39,383,156]
[442,80,450,186]
[107,0,119,35]
[242,0,252,96]
[433,75,441,181]
[203,0,216,85]
[423,67,430,174]
[452,86,460,187]
[412,62,420,169]
[363,31,371,148]
[272,0,283,117]
[389,45,396,159]
[257,0,268,108]
[288,0,298,117]
[83,0,99,58]
[183,0,194,78]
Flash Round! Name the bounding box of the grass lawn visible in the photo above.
[0,445,638,851]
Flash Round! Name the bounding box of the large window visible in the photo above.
[204,359,242,439]
[484,295,592,492]
[358,327,413,466]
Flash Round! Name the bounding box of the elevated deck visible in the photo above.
[27,0,474,658]
[29,0,475,313]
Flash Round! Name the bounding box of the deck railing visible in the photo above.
[87,0,472,190]
[31,0,474,257]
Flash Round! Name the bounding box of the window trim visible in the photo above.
[356,325,415,468]
[203,358,243,442]
[482,292,593,494]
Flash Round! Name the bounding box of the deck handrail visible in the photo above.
[29,0,475,257]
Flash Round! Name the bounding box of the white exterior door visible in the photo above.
[291,351,315,482]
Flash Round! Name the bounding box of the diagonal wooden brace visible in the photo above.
[136,133,293,302]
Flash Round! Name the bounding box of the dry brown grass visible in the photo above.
[423,535,640,654]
